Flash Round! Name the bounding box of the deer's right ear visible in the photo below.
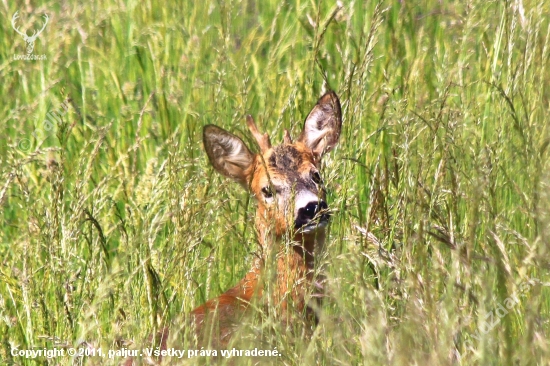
[203,125,254,187]
[297,91,342,159]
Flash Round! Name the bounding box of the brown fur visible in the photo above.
[124,92,341,365]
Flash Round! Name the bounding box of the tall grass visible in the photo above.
[1,0,549,364]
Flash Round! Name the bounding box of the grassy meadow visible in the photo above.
[1,0,550,364]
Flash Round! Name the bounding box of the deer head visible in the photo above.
[11,11,49,54]
[203,91,342,245]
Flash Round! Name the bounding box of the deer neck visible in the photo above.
[220,223,325,320]
[253,223,326,312]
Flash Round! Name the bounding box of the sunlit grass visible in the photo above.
[1,0,549,365]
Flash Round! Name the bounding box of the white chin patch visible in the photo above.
[298,220,328,234]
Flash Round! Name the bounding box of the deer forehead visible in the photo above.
[252,143,318,190]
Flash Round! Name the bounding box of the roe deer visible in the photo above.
[126,91,342,364]
[195,91,342,343]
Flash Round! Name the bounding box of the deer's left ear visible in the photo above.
[203,125,254,187]
[297,91,342,158]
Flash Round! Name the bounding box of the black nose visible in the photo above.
[295,200,329,229]
[303,201,328,220]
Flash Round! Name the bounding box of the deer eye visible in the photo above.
[311,171,323,185]
[261,186,274,199]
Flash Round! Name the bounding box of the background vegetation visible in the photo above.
[1,0,549,364]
